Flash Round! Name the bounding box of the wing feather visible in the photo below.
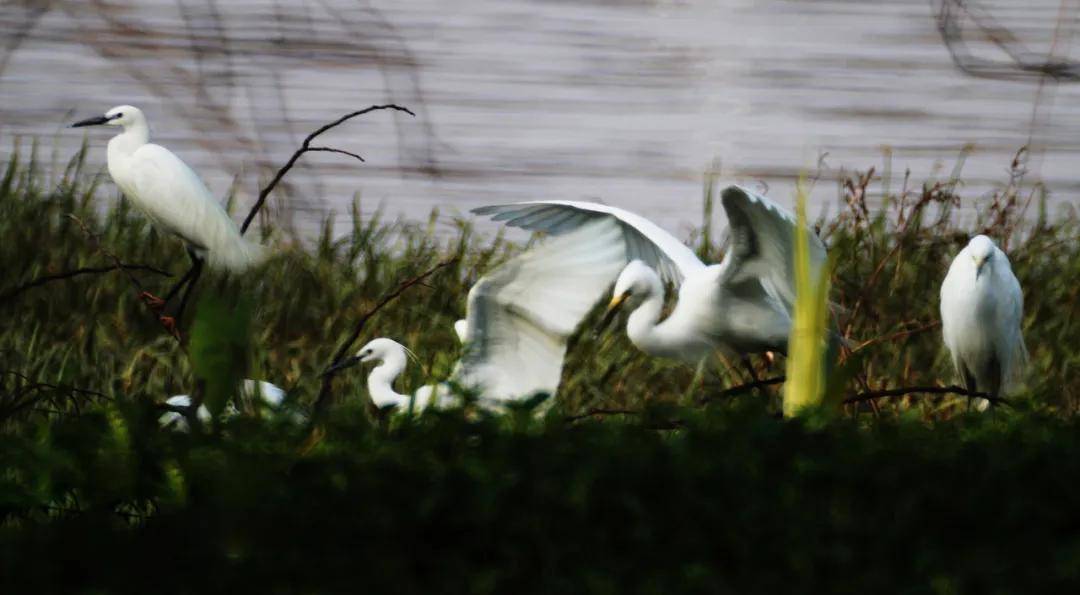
[456,218,628,402]
[473,200,704,284]
[718,185,827,310]
[127,144,263,270]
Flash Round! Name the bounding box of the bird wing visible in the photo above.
[997,251,1029,388]
[472,200,705,284]
[716,185,827,311]
[128,145,259,269]
[455,218,627,402]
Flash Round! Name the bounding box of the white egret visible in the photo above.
[72,105,266,271]
[327,219,628,410]
[940,235,1028,409]
[473,185,828,364]
[159,379,288,430]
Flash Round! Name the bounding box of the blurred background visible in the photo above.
[1,0,1078,237]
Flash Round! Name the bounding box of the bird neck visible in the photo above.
[107,122,150,157]
[625,290,678,356]
[367,355,408,408]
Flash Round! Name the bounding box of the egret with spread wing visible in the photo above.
[474,185,828,364]
[328,218,628,411]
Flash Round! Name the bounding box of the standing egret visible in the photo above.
[940,235,1027,409]
[473,185,828,364]
[327,218,628,410]
[159,379,288,430]
[72,105,267,320]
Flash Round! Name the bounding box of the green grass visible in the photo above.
[4,144,1076,421]
[2,144,1080,592]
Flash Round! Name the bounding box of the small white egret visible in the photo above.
[159,379,288,430]
[328,219,628,410]
[474,185,828,364]
[940,235,1028,409]
[72,105,266,272]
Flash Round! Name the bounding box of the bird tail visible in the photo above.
[210,234,269,272]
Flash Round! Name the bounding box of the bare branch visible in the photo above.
[305,146,365,163]
[67,215,181,341]
[240,104,416,235]
[844,384,1011,407]
[700,375,786,403]
[0,263,171,304]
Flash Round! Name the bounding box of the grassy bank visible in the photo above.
[1,146,1079,591]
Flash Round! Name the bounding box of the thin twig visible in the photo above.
[0,263,171,304]
[844,384,1010,407]
[240,104,415,235]
[850,321,941,354]
[700,375,786,403]
[67,215,181,341]
[310,257,456,419]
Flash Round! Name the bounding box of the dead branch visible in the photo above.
[700,375,786,403]
[67,215,181,341]
[240,104,416,235]
[844,384,1010,407]
[0,263,171,304]
[936,0,1080,82]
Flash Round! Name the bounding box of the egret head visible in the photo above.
[600,260,661,330]
[322,338,411,376]
[356,338,407,365]
[71,105,145,129]
[967,235,996,278]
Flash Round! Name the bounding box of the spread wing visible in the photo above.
[472,200,705,285]
[455,218,627,402]
[717,185,827,311]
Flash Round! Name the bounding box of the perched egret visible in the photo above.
[474,185,828,364]
[159,379,288,430]
[72,105,266,272]
[328,219,628,409]
[940,235,1028,408]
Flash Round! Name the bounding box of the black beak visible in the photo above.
[321,355,362,377]
[71,115,111,128]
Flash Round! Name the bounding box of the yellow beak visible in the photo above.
[598,291,631,332]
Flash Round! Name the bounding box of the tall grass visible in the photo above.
[0,145,1077,424]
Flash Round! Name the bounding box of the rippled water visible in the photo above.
[1,0,1078,238]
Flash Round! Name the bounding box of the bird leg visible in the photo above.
[172,256,204,329]
[161,264,198,305]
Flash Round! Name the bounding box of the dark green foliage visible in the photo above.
[3,402,1080,593]
[1,147,1079,592]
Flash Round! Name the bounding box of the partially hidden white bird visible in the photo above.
[326,218,628,411]
[159,379,289,431]
[71,105,266,272]
[940,235,1028,409]
[473,185,828,364]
